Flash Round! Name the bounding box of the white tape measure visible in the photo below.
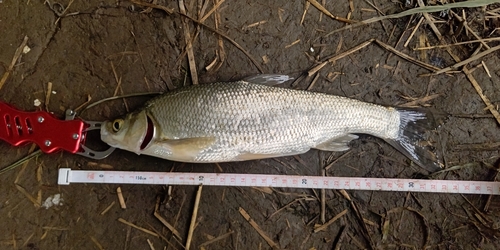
[58,168,500,195]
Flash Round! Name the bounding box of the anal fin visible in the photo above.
[234,148,309,161]
[314,134,359,152]
[235,153,289,161]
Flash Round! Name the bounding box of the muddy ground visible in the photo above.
[1,0,500,249]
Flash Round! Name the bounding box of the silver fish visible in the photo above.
[101,75,441,170]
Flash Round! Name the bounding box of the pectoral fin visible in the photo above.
[152,137,216,162]
[314,134,359,151]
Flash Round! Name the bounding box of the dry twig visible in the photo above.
[199,0,225,22]
[333,226,347,250]
[454,142,500,151]
[44,82,53,112]
[267,198,307,220]
[239,207,280,249]
[433,44,500,75]
[117,187,126,209]
[130,0,174,14]
[212,0,226,72]
[132,1,262,73]
[118,218,159,237]
[100,201,115,215]
[154,197,182,240]
[415,0,500,125]
[285,39,301,49]
[181,14,264,73]
[110,61,129,112]
[147,239,155,250]
[481,61,492,77]
[306,73,320,91]
[179,0,199,85]
[0,36,28,90]
[463,67,500,125]
[374,39,440,71]
[323,0,498,36]
[404,17,424,47]
[300,1,310,25]
[414,37,500,50]
[16,184,41,208]
[339,190,374,248]
[146,223,179,250]
[314,209,348,232]
[90,236,104,250]
[307,0,356,24]
[73,94,92,113]
[399,94,440,107]
[320,169,326,224]
[386,207,431,248]
[199,230,234,248]
[308,39,374,76]
[186,184,203,250]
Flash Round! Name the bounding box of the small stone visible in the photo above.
[22,45,30,54]
[42,194,64,209]
[34,99,41,107]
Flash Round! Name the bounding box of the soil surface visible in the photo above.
[1,0,500,249]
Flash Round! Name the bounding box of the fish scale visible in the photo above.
[100,76,440,170]
[140,81,398,161]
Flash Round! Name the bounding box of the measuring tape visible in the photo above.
[58,168,499,195]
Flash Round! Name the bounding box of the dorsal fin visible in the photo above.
[242,74,293,86]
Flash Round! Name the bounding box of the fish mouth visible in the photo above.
[140,115,154,150]
[100,121,116,146]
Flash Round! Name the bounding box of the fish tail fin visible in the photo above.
[386,108,444,172]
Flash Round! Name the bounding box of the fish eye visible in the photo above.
[112,119,124,132]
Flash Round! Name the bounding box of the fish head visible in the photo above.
[100,111,151,153]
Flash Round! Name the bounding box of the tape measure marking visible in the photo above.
[58,168,500,195]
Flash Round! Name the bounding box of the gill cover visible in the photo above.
[100,111,152,154]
